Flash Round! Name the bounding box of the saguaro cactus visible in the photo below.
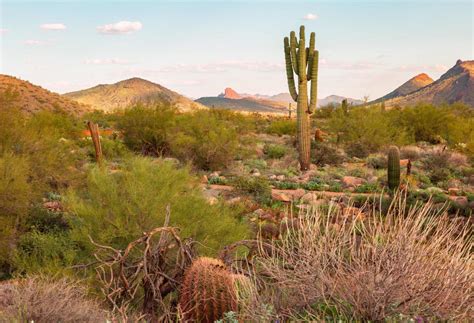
[284,25,319,170]
[179,257,237,322]
[387,146,401,190]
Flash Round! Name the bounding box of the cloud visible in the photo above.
[0,28,8,34]
[40,23,66,30]
[320,59,380,70]
[24,40,46,45]
[303,13,318,20]
[84,58,130,65]
[97,21,142,35]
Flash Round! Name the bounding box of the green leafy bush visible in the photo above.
[171,111,239,170]
[266,119,297,136]
[311,142,345,166]
[117,104,176,156]
[264,144,287,159]
[232,176,272,205]
[66,157,249,257]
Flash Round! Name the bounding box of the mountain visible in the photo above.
[196,88,363,114]
[218,88,242,99]
[196,97,288,114]
[0,74,90,114]
[64,77,207,112]
[382,60,474,107]
[373,73,434,103]
[317,95,364,107]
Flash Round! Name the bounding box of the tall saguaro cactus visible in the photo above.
[284,25,319,170]
[87,121,103,166]
[387,146,401,190]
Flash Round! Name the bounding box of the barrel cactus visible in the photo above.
[284,25,319,170]
[179,257,237,322]
[387,146,401,190]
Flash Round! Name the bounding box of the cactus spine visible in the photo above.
[179,257,237,323]
[387,146,400,190]
[284,25,319,171]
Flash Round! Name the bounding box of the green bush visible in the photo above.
[171,111,239,170]
[311,142,345,166]
[66,156,249,258]
[117,104,176,156]
[266,119,297,136]
[264,144,287,159]
[232,176,272,205]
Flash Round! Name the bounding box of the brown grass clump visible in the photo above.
[0,276,108,322]
[251,194,473,321]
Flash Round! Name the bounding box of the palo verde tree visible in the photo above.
[284,25,319,170]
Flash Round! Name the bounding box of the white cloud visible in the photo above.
[84,58,130,65]
[0,28,8,34]
[97,21,142,35]
[40,23,66,30]
[394,64,448,73]
[303,13,318,20]
[24,39,46,45]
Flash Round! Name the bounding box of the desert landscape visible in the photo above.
[0,1,473,322]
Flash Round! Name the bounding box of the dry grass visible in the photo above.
[249,193,473,321]
[0,276,108,322]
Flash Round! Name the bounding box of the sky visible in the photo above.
[0,0,472,100]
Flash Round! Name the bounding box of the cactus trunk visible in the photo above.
[388,146,401,190]
[284,25,319,171]
[87,121,102,166]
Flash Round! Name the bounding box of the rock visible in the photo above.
[309,164,318,171]
[209,171,220,178]
[163,157,180,165]
[227,197,241,204]
[299,170,317,182]
[300,192,318,204]
[206,196,218,205]
[200,175,209,184]
[269,174,277,180]
[251,171,261,177]
[447,179,462,188]
[449,196,468,208]
[367,176,378,184]
[469,201,474,211]
[448,188,460,196]
[253,209,266,217]
[290,188,306,200]
[342,176,366,188]
[276,175,286,181]
[271,191,291,202]
[43,201,62,211]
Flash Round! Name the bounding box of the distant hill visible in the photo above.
[64,77,207,112]
[197,88,363,114]
[318,95,364,107]
[196,97,288,114]
[381,60,474,107]
[373,73,434,103]
[0,74,90,115]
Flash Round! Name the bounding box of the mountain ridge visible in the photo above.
[64,77,207,112]
[0,74,90,115]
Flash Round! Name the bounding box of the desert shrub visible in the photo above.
[251,195,473,321]
[13,231,77,275]
[232,176,272,205]
[0,276,108,322]
[263,144,287,159]
[170,111,239,170]
[400,145,422,160]
[366,154,387,169]
[311,142,345,166]
[344,141,370,158]
[117,104,176,156]
[66,156,248,258]
[266,119,296,136]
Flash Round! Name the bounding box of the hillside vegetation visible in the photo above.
[0,81,473,320]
